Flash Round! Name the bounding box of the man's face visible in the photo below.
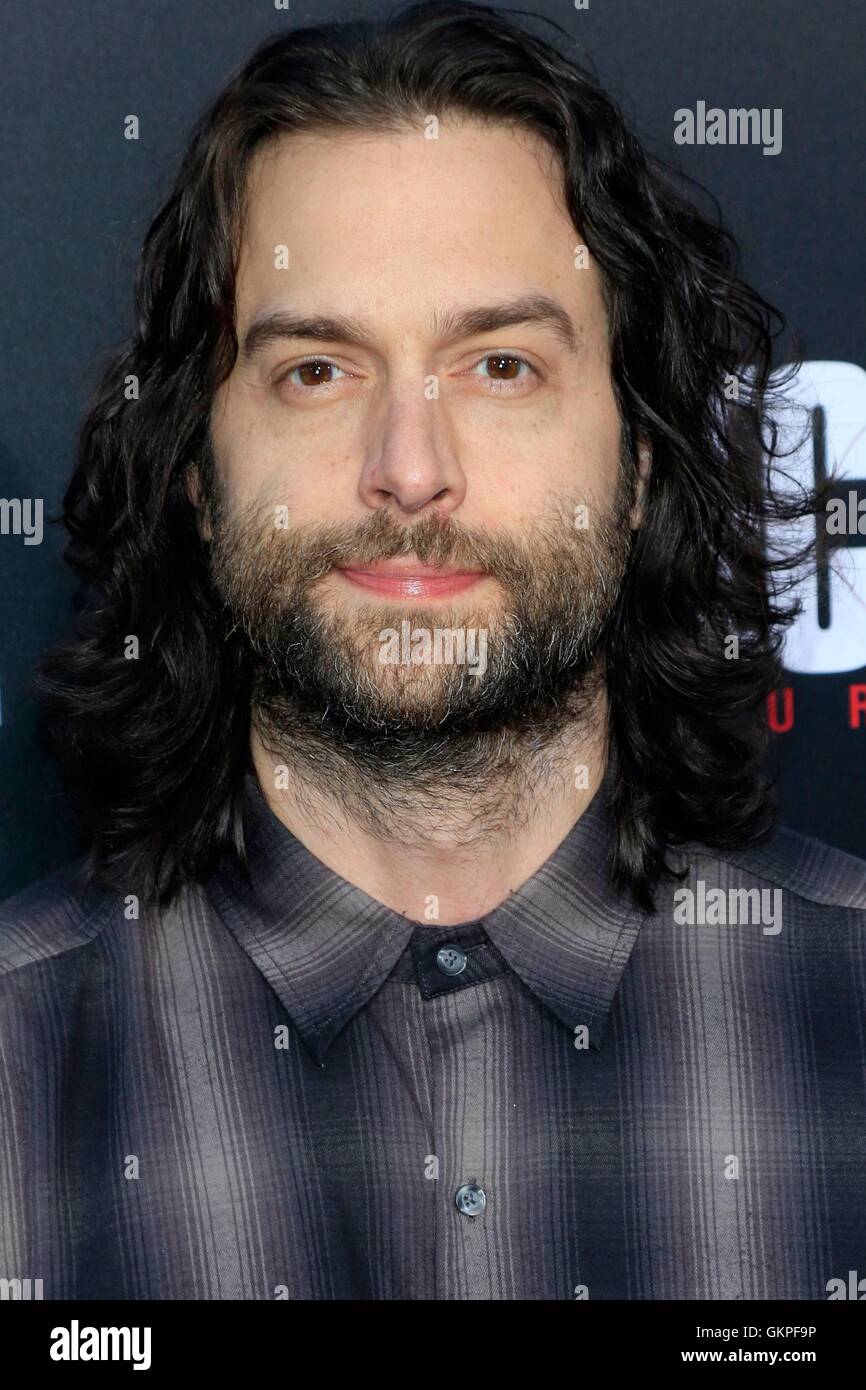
[204,119,642,737]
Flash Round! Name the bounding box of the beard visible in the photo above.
[203,448,636,837]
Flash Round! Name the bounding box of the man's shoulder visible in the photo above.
[0,859,116,981]
[682,822,866,916]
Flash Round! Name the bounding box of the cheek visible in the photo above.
[557,387,623,498]
[462,407,620,513]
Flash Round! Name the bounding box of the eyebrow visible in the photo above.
[239,292,581,362]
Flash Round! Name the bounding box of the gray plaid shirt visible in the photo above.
[2,764,865,1300]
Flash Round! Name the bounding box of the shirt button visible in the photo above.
[436,945,467,976]
[454,1182,487,1217]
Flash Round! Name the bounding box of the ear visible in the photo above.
[629,439,652,529]
[184,463,213,543]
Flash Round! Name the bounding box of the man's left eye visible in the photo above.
[468,354,537,386]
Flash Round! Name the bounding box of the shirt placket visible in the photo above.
[410,926,518,1300]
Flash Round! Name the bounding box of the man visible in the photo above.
[1,0,864,1301]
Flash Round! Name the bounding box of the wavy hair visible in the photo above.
[36,0,823,912]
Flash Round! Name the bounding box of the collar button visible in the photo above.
[435,945,467,976]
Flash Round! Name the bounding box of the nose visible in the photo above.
[357,380,467,516]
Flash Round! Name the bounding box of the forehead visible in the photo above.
[232,120,607,332]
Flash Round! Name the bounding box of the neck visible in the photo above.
[249,684,610,926]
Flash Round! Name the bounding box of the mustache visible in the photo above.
[214,503,570,590]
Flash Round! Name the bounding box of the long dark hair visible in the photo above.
[36,0,823,913]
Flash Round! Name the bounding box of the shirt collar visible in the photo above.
[205,754,647,1066]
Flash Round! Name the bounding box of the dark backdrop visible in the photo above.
[1,0,864,900]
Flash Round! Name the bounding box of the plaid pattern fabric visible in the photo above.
[1,764,865,1300]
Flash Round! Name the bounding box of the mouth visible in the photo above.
[333,557,487,600]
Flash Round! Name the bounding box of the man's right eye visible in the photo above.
[277,359,348,390]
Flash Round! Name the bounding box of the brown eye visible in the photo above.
[486,355,522,379]
[467,353,537,388]
[277,358,348,391]
[293,360,337,387]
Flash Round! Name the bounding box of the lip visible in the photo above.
[335,560,486,599]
